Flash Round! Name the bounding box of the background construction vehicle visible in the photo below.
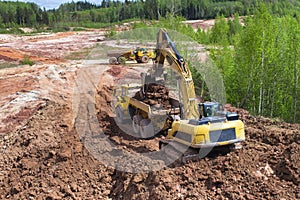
[107,47,155,65]
[114,29,245,162]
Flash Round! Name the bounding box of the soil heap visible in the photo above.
[133,83,172,110]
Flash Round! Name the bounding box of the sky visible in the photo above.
[3,0,102,10]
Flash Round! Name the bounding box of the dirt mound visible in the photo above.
[0,100,114,199]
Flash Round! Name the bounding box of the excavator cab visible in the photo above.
[198,102,239,122]
[199,102,224,118]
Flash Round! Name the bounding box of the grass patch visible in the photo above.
[104,29,117,38]
[73,27,86,31]
[20,55,34,66]
[0,62,18,70]
[0,28,24,34]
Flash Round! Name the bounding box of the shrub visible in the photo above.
[20,55,34,66]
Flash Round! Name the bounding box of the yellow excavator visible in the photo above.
[114,29,245,162]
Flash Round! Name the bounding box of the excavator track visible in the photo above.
[159,140,198,164]
[159,139,241,164]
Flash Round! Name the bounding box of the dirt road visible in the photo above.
[0,30,299,199]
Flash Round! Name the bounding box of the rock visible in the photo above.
[57,149,72,161]
[133,174,144,183]
[70,182,78,192]
[20,158,38,170]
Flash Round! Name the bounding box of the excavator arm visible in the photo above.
[143,29,199,119]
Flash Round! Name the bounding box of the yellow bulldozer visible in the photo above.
[113,29,245,163]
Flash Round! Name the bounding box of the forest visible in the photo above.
[0,0,299,123]
[209,10,300,124]
[0,0,300,28]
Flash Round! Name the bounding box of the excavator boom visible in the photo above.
[145,29,199,119]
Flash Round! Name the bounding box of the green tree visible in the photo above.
[210,15,229,45]
[228,13,243,44]
[16,6,25,25]
[232,6,274,115]
[284,16,300,122]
